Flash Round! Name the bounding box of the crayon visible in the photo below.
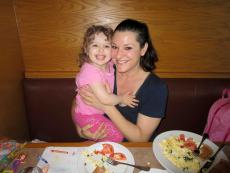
[50,149,68,154]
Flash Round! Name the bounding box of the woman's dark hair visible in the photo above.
[114,19,158,71]
[79,25,113,67]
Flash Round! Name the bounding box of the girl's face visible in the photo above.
[111,31,147,73]
[86,32,111,69]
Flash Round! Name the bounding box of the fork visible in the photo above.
[106,157,151,171]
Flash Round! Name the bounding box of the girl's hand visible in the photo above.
[78,123,107,141]
[78,85,105,110]
[121,92,139,108]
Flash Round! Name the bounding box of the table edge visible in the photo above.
[25,142,152,148]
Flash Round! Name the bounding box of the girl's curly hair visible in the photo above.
[79,25,113,67]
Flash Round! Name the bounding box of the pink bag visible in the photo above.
[204,88,230,142]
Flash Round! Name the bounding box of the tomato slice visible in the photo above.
[94,150,103,155]
[183,138,197,151]
[187,137,194,142]
[101,144,114,155]
[111,153,127,160]
[179,134,185,142]
[94,143,126,161]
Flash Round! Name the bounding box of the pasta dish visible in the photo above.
[160,134,200,172]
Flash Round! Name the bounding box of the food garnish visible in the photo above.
[94,144,127,160]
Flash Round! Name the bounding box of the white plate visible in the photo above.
[77,142,135,173]
[139,168,169,173]
[152,130,229,173]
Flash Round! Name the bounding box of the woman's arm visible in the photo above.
[79,87,161,142]
[104,106,161,142]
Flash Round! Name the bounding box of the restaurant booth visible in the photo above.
[23,78,230,142]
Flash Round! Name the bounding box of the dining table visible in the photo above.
[4,141,230,173]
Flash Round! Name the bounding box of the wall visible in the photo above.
[0,0,28,140]
[14,0,230,78]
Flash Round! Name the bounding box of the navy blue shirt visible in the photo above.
[113,73,168,141]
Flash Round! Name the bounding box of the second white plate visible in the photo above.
[152,130,228,173]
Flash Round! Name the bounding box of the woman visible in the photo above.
[72,19,168,142]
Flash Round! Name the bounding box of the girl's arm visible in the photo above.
[90,82,138,107]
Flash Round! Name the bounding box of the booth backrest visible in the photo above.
[23,78,230,142]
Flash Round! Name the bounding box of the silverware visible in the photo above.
[193,133,209,156]
[199,143,225,173]
[106,157,150,171]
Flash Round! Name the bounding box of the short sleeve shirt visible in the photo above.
[113,72,168,141]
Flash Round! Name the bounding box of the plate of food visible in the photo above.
[152,130,228,173]
[77,142,135,173]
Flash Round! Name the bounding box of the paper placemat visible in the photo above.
[37,147,85,173]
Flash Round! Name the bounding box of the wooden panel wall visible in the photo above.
[14,0,230,78]
[0,0,28,140]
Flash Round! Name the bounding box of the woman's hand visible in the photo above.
[78,85,106,110]
[71,97,107,141]
[77,123,107,141]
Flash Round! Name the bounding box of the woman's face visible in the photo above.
[111,31,147,73]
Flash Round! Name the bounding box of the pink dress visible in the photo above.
[73,61,123,142]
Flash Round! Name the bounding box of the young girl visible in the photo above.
[73,25,138,142]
